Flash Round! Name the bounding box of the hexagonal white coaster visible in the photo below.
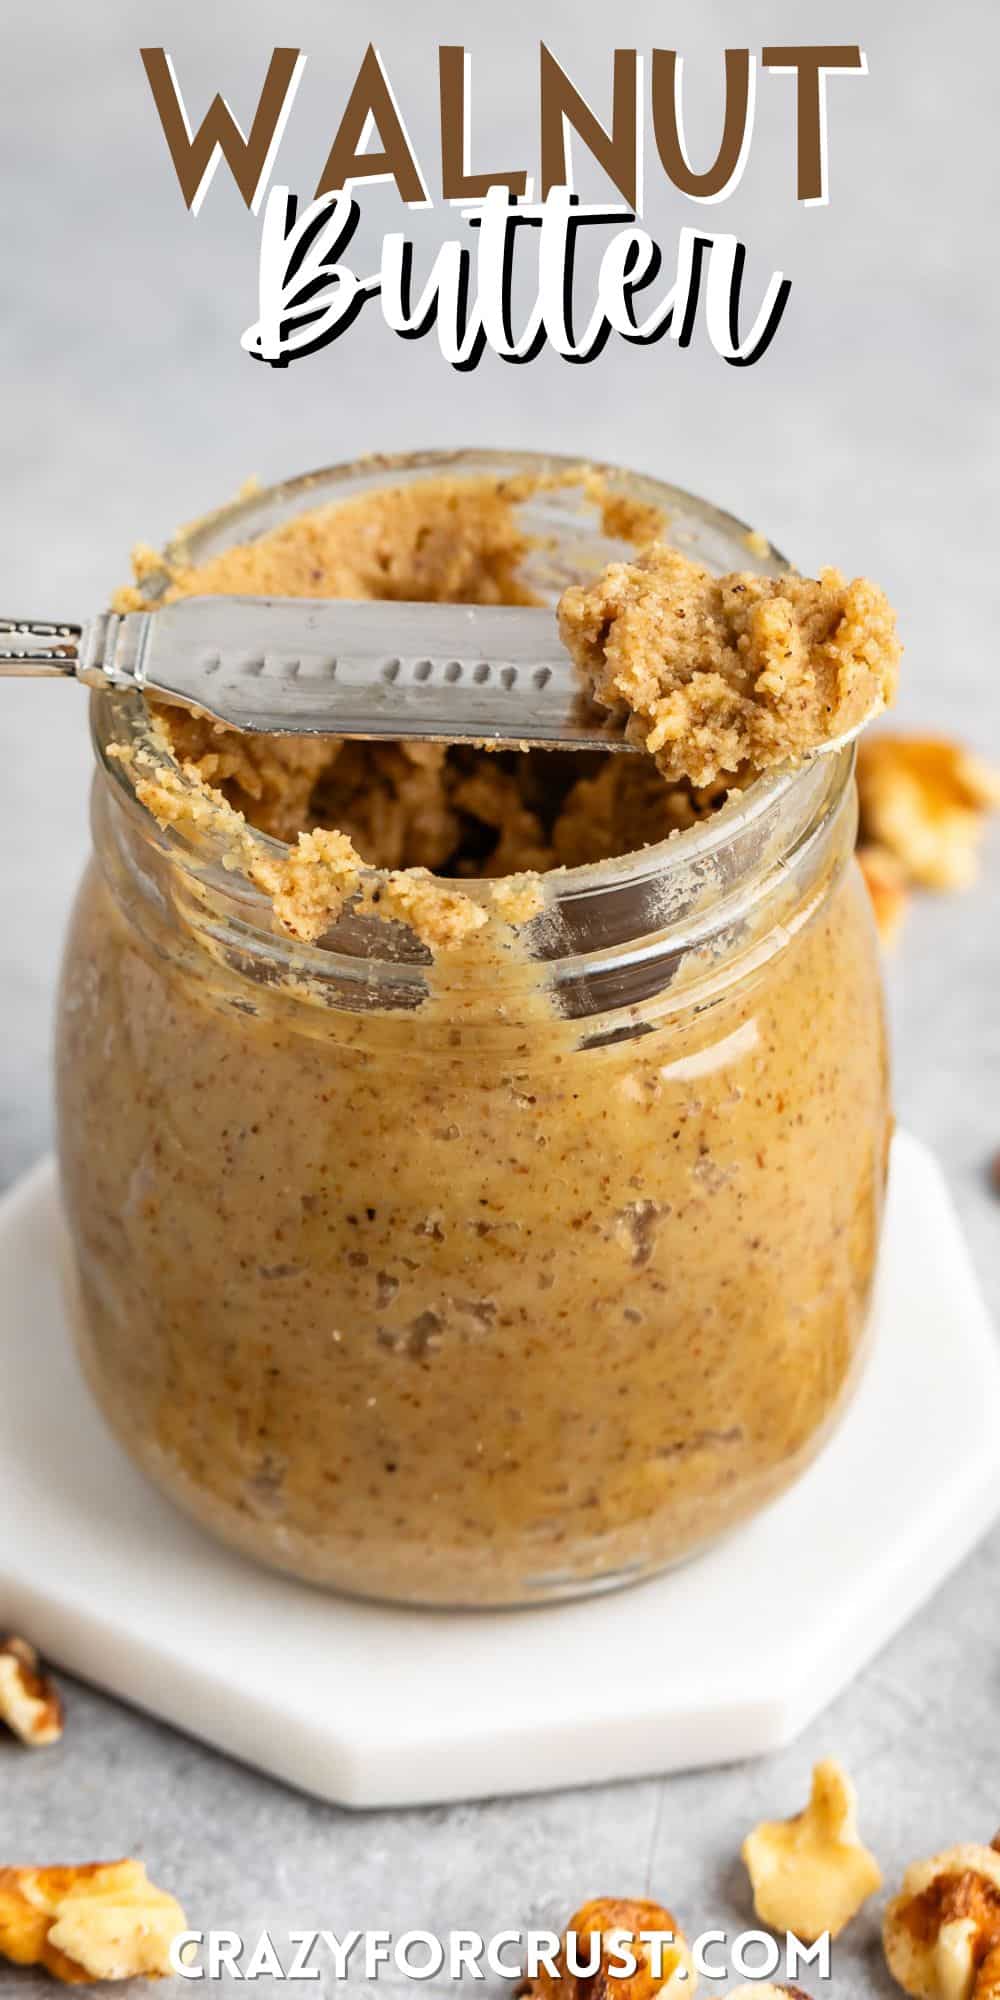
[2,1133,998,1808]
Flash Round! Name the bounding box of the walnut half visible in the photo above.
[883,1843,1000,2000]
[0,1638,63,1747]
[857,735,1000,892]
[0,1861,187,1983]
[517,1897,697,2000]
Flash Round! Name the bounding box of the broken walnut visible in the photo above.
[0,1861,187,1983]
[857,843,910,947]
[883,1843,1000,2000]
[856,735,1000,892]
[0,1637,63,1747]
[742,1759,882,1941]
[517,1896,697,1999]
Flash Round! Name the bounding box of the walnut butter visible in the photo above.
[55,452,893,1606]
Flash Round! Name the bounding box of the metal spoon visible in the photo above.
[0,599,883,756]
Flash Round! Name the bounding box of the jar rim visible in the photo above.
[93,449,853,987]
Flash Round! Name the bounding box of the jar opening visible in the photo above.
[93,450,855,1002]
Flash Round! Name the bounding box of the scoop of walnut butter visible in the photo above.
[557,545,900,788]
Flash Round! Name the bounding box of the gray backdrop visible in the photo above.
[2,3,998,1995]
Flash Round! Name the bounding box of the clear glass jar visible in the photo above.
[54,451,891,1607]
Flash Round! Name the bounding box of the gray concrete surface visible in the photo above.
[1,1,998,1993]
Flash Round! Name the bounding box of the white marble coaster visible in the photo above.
[2,1133,998,1809]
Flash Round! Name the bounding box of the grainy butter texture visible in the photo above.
[558,544,901,787]
[111,476,763,943]
[56,471,891,1605]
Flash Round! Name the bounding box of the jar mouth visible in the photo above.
[96,685,820,885]
[94,449,853,984]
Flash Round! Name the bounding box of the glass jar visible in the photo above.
[54,451,891,1607]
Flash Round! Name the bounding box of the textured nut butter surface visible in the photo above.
[558,544,900,788]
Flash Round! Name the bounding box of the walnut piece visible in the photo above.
[518,1896,697,1999]
[0,1861,187,1983]
[883,1843,1000,2000]
[741,1759,882,1941]
[0,1637,63,1747]
[856,735,1000,891]
[857,843,910,947]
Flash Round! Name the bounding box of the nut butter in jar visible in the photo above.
[55,451,891,1607]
